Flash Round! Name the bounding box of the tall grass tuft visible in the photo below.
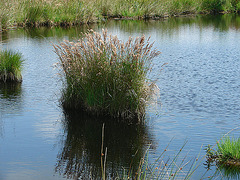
[0,50,24,82]
[217,136,240,162]
[54,29,160,120]
[206,136,240,167]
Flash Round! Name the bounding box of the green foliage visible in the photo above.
[1,0,240,29]
[0,14,9,30]
[168,0,198,15]
[200,0,240,13]
[201,0,225,13]
[0,50,24,82]
[54,29,160,120]
[217,137,240,161]
[113,140,204,179]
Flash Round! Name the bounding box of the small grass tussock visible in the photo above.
[206,136,240,166]
[0,50,24,82]
[54,29,160,120]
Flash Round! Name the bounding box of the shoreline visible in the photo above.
[1,0,240,31]
[1,12,238,31]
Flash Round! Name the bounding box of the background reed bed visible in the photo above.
[54,29,160,120]
[1,0,240,30]
[0,50,24,82]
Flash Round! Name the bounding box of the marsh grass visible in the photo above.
[206,136,240,167]
[99,123,200,180]
[102,140,206,179]
[54,29,160,120]
[1,0,240,29]
[0,50,24,82]
[217,137,240,161]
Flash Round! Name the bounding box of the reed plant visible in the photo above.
[54,29,160,120]
[0,50,24,82]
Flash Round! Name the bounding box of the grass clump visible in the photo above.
[54,29,160,120]
[207,136,240,166]
[0,50,24,83]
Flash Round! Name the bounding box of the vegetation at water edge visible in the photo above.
[1,0,240,30]
[0,50,24,83]
[114,142,203,179]
[54,29,160,120]
[207,136,240,166]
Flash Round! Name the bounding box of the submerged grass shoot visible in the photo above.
[0,50,24,82]
[54,29,160,120]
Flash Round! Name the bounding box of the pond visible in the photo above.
[0,14,240,179]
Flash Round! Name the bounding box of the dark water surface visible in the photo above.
[0,14,240,179]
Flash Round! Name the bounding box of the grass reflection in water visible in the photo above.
[55,110,153,179]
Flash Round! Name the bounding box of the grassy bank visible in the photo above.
[0,50,24,82]
[1,0,240,30]
[54,29,160,120]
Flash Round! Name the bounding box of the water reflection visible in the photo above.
[217,164,240,179]
[0,30,9,43]
[0,82,22,99]
[103,14,240,35]
[0,82,23,135]
[0,82,23,114]
[1,14,239,44]
[1,24,103,43]
[205,159,240,180]
[56,110,154,179]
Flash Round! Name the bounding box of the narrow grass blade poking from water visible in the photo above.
[53,29,161,120]
[0,50,24,83]
[116,140,207,180]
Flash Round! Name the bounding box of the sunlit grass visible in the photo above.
[217,137,240,162]
[206,136,240,166]
[54,29,160,120]
[1,0,240,30]
[0,50,24,82]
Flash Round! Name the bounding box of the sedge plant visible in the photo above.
[0,50,24,82]
[217,137,240,163]
[54,29,160,120]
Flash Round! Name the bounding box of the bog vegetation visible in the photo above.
[207,136,240,166]
[1,0,240,30]
[0,50,24,82]
[54,29,160,119]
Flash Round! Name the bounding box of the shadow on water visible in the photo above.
[55,110,154,179]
